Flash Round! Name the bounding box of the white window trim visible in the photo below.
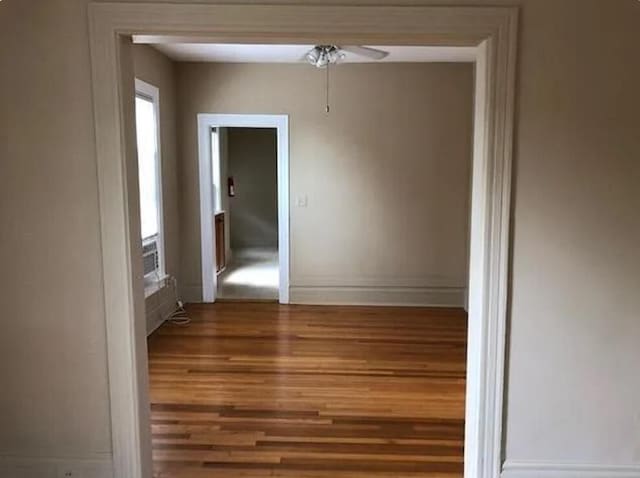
[210,128,223,214]
[135,78,167,296]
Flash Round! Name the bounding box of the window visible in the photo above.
[211,127,222,212]
[134,79,165,286]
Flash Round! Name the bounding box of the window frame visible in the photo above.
[134,78,166,287]
[210,127,222,212]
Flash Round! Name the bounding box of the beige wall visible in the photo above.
[0,0,112,463]
[505,1,640,463]
[227,128,279,250]
[177,63,473,304]
[0,0,639,473]
[132,44,181,334]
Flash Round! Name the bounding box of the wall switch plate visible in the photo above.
[296,195,308,207]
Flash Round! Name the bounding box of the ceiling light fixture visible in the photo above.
[305,46,345,113]
[305,45,345,68]
[303,45,389,113]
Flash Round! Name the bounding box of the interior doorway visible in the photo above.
[198,114,290,303]
[88,5,518,478]
[212,127,279,301]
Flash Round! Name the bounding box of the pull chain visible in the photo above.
[325,62,330,113]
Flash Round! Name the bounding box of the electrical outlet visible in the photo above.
[56,465,82,478]
[296,195,308,208]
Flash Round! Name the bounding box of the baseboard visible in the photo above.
[182,283,465,308]
[463,287,469,312]
[502,460,640,478]
[289,285,465,307]
[292,273,463,289]
[0,455,113,478]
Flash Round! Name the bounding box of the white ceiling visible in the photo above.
[138,42,477,63]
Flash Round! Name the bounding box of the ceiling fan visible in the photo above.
[304,45,389,68]
[303,45,390,112]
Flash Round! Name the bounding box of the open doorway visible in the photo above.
[145,45,472,477]
[212,127,279,301]
[198,114,290,304]
[89,5,518,478]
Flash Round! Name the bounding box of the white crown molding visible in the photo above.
[502,461,640,478]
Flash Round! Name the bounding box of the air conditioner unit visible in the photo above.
[142,237,159,277]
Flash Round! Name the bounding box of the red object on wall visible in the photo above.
[228,177,236,197]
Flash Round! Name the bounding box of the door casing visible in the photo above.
[87,4,518,477]
[197,114,290,303]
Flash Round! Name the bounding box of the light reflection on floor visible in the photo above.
[217,248,279,300]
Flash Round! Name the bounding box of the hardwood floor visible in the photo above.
[148,303,467,477]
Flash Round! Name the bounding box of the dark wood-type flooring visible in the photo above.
[148,303,467,477]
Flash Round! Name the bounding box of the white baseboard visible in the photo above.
[502,460,640,478]
[184,283,465,308]
[0,455,113,478]
[463,286,469,312]
[289,286,465,307]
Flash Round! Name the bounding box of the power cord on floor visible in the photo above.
[164,276,191,326]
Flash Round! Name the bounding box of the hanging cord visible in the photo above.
[325,62,330,113]
[164,276,191,326]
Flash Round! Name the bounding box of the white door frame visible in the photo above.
[197,114,290,303]
[88,4,518,478]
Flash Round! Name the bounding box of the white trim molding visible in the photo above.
[293,272,464,288]
[197,113,290,304]
[134,78,167,281]
[87,4,518,478]
[502,461,640,478]
[290,286,465,307]
[291,273,466,307]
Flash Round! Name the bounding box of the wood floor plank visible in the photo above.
[148,303,467,477]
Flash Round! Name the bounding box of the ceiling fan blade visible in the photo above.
[340,45,389,60]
